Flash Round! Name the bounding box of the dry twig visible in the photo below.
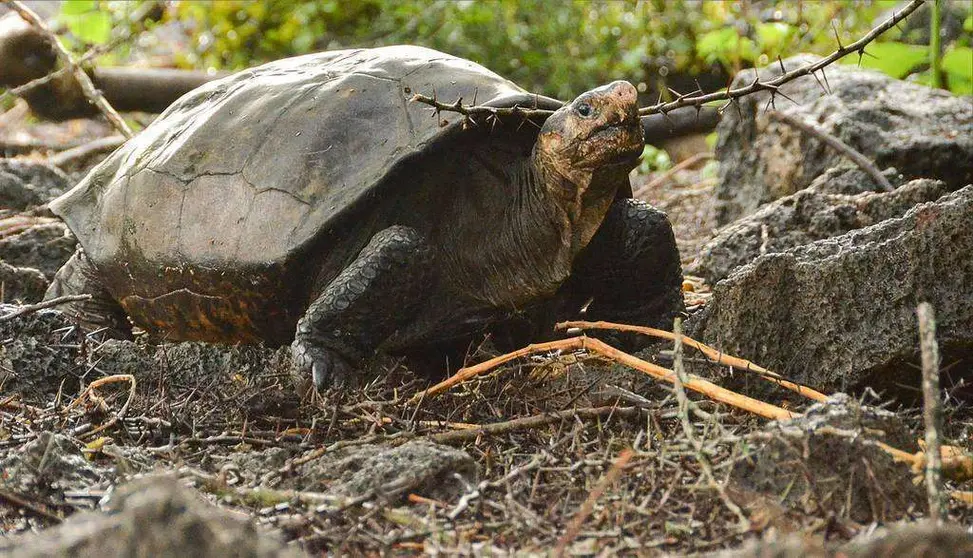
[670,319,750,531]
[63,374,137,439]
[2,0,133,138]
[0,294,92,322]
[553,448,634,557]
[411,336,796,420]
[558,320,828,402]
[917,302,945,523]
[633,152,714,198]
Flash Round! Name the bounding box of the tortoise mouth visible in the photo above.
[586,122,644,166]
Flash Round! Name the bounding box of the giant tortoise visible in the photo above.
[46,46,684,389]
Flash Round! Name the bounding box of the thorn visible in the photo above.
[764,93,777,112]
[831,20,844,51]
[775,89,799,106]
[859,47,878,60]
[820,66,832,94]
[893,10,906,33]
[733,98,743,119]
[694,78,704,96]
[656,90,664,105]
[694,105,702,125]
[811,70,828,94]
[777,55,786,74]
[667,87,685,100]
[718,99,732,115]
[659,108,675,129]
[471,87,478,106]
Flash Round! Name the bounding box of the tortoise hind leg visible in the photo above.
[293,225,434,390]
[557,199,684,345]
[45,248,133,339]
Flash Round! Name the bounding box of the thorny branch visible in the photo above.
[412,0,925,125]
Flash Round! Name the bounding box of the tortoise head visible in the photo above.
[534,81,643,184]
[532,81,643,249]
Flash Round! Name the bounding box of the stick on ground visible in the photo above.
[553,448,634,557]
[0,294,92,322]
[558,320,829,402]
[917,302,945,523]
[410,335,796,420]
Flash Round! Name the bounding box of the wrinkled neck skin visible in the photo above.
[443,151,621,310]
[531,144,626,254]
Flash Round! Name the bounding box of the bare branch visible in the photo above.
[411,0,924,125]
[2,0,133,138]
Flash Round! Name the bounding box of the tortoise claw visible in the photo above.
[311,351,354,391]
[291,338,356,392]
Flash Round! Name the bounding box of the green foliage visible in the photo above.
[841,41,928,78]
[58,0,112,45]
[55,0,973,99]
[942,46,973,94]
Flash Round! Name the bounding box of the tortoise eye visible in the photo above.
[576,102,593,117]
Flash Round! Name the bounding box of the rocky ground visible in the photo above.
[0,58,971,555]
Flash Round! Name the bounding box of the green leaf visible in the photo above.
[842,41,926,79]
[942,47,973,95]
[64,11,112,45]
[60,0,97,16]
[697,28,739,65]
[942,47,972,80]
[756,22,792,51]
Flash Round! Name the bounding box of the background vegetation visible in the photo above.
[54,0,972,100]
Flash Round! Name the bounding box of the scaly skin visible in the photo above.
[291,226,434,389]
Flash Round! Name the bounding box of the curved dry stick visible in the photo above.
[63,374,137,439]
[558,320,829,402]
[410,336,796,420]
[2,0,133,138]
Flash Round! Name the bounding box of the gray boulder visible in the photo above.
[0,476,300,558]
[691,177,948,284]
[728,394,922,525]
[0,303,86,396]
[715,54,973,225]
[690,185,973,394]
[289,440,477,502]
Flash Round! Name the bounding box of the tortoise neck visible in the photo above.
[528,149,620,255]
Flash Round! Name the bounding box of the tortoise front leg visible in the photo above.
[292,225,434,390]
[557,199,684,341]
[45,248,133,339]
